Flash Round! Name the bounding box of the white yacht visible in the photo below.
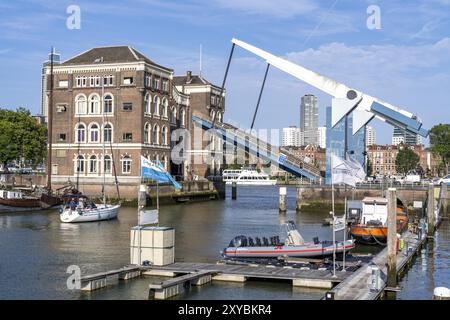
[223,169,277,186]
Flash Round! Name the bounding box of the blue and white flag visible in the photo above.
[140,156,182,190]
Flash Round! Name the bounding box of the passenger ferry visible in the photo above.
[222,168,277,186]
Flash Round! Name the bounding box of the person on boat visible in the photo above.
[69,198,77,213]
[78,197,84,209]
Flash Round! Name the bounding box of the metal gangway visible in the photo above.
[192,115,321,181]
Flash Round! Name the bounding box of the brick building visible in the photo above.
[367,144,438,176]
[43,46,197,197]
[281,145,326,173]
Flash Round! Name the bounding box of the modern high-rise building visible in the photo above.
[366,126,376,146]
[282,126,302,147]
[40,48,61,121]
[317,126,326,148]
[300,94,318,145]
[392,127,421,145]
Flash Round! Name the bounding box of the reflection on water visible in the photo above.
[0,185,446,299]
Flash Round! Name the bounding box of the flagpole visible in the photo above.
[343,196,347,272]
[331,153,336,278]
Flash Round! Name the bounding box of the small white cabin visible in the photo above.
[0,190,23,199]
[361,197,388,225]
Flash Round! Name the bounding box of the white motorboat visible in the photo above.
[60,203,120,223]
[223,168,277,186]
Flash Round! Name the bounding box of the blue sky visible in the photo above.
[1,0,450,144]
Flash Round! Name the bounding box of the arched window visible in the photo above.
[103,155,111,174]
[89,94,100,114]
[210,110,216,121]
[89,155,97,173]
[181,108,186,126]
[217,112,222,123]
[76,155,85,173]
[75,95,87,114]
[153,124,160,145]
[153,96,160,115]
[89,123,99,143]
[104,94,113,113]
[122,155,131,174]
[103,123,112,143]
[161,126,168,145]
[144,122,151,144]
[171,106,177,124]
[162,98,168,118]
[162,155,168,171]
[145,93,151,114]
[75,123,86,143]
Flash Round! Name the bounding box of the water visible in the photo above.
[0,185,446,299]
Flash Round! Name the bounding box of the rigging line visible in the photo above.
[101,83,106,205]
[212,42,236,129]
[76,112,81,190]
[250,63,270,132]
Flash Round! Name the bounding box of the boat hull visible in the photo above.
[350,216,408,245]
[225,180,277,186]
[60,204,120,223]
[0,197,41,208]
[223,240,354,258]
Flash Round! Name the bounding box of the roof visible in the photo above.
[173,73,220,89]
[61,46,172,71]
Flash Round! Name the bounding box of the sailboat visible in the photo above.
[60,79,121,223]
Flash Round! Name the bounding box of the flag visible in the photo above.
[139,209,158,225]
[331,153,365,187]
[140,156,182,190]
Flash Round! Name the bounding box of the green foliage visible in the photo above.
[429,124,450,175]
[0,108,47,169]
[366,158,373,176]
[395,145,420,175]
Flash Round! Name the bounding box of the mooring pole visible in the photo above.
[231,182,237,200]
[427,183,435,237]
[387,187,397,288]
[296,187,303,212]
[279,187,287,213]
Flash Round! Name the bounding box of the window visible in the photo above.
[123,132,133,141]
[89,77,95,87]
[89,155,97,173]
[144,123,151,144]
[103,155,112,174]
[122,156,131,174]
[153,96,160,115]
[153,125,159,145]
[217,112,222,123]
[76,76,82,87]
[123,77,133,85]
[161,126,168,145]
[171,107,177,124]
[181,108,186,126]
[89,94,100,114]
[103,123,112,143]
[89,123,99,143]
[75,123,86,143]
[152,77,159,89]
[75,95,87,114]
[81,76,87,87]
[162,80,169,92]
[58,133,66,142]
[145,94,151,114]
[59,80,68,88]
[104,94,113,113]
[123,102,132,111]
[76,155,85,173]
[162,98,168,118]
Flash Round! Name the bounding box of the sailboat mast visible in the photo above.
[101,81,106,205]
[46,47,54,191]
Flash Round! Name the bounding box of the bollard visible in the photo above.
[296,187,303,212]
[387,188,397,288]
[231,182,237,200]
[433,287,450,300]
[427,183,435,237]
[279,187,287,213]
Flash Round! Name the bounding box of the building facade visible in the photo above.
[392,127,421,146]
[44,46,191,197]
[300,94,318,145]
[317,126,326,149]
[173,71,225,179]
[284,145,326,173]
[282,126,302,147]
[366,126,375,146]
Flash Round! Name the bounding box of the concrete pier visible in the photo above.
[279,187,287,212]
[296,187,304,212]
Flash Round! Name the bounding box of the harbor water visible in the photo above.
[0,185,447,299]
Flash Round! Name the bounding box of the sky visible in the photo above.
[0,0,450,145]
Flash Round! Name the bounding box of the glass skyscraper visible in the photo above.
[300,94,318,145]
[325,106,366,184]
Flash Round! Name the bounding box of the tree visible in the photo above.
[366,158,373,177]
[395,144,420,175]
[0,108,47,170]
[429,124,450,175]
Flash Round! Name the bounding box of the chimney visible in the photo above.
[186,71,192,83]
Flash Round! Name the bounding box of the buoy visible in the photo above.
[433,287,450,300]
